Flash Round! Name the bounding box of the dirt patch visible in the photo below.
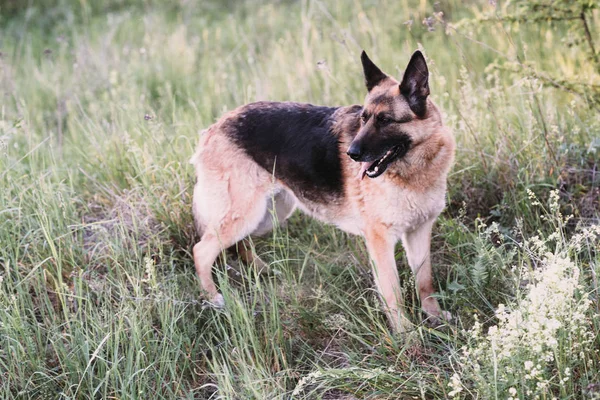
[80,188,165,263]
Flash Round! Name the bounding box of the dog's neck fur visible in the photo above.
[388,127,454,190]
[389,103,454,187]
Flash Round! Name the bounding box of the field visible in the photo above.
[1,0,599,398]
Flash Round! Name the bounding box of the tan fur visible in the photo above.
[190,54,455,332]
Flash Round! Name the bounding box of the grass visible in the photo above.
[1,0,599,398]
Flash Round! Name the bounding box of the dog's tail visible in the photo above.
[190,129,209,239]
[189,129,208,166]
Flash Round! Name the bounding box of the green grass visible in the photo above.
[1,0,599,398]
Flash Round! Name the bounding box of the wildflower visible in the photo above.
[452,220,598,398]
[526,188,541,206]
[448,373,463,397]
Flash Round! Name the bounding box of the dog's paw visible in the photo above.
[440,310,452,322]
[202,293,225,310]
[424,309,452,328]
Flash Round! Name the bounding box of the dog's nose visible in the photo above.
[347,143,362,161]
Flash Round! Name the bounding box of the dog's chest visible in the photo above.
[358,182,446,235]
[291,182,445,238]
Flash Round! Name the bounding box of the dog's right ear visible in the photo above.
[361,51,387,92]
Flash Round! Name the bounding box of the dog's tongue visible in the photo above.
[357,161,375,180]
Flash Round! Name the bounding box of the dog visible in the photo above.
[190,50,455,332]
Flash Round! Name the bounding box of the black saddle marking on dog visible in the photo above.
[225,102,345,203]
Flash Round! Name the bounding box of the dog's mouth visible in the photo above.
[357,146,402,180]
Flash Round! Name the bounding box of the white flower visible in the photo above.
[448,373,463,397]
[450,220,599,398]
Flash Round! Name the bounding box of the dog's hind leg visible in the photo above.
[400,219,450,326]
[193,234,227,307]
[192,185,271,307]
[234,190,296,273]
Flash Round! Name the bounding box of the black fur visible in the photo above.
[361,51,387,92]
[400,51,430,118]
[225,102,347,203]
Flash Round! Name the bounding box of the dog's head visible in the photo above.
[348,50,440,179]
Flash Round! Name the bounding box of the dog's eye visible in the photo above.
[377,115,391,125]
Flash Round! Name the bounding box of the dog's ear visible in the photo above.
[400,50,430,118]
[361,51,387,92]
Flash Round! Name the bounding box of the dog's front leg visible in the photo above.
[401,219,449,325]
[364,229,411,332]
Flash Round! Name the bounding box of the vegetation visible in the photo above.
[0,0,598,398]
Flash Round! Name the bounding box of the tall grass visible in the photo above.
[1,0,599,398]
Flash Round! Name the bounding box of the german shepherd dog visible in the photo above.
[190,50,455,332]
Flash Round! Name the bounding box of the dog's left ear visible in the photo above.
[400,50,430,118]
[361,51,387,92]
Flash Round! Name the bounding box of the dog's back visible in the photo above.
[218,102,344,202]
